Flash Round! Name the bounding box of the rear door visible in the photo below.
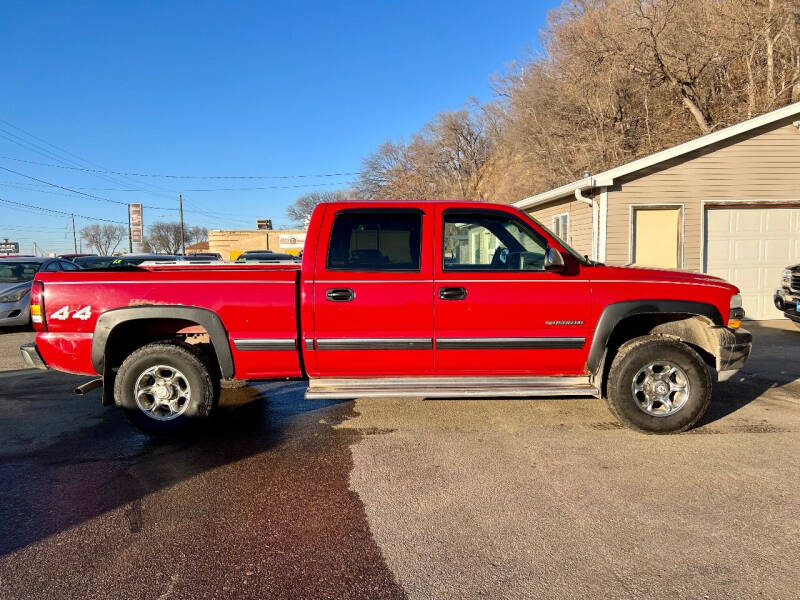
[310,206,434,376]
[433,206,591,376]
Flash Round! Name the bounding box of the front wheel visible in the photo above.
[606,336,711,434]
[114,342,219,436]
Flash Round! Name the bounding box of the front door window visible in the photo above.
[443,212,548,271]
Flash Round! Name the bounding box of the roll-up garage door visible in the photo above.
[705,206,800,320]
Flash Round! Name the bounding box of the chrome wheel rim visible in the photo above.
[632,360,690,417]
[134,365,191,421]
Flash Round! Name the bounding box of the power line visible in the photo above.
[0,196,126,224]
[0,180,120,201]
[0,119,120,172]
[1,224,71,232]
[0,119,191,205]
[0,155,361,180]
[0,165,178,210]
[0,120,332,230]
[0,179,354,192]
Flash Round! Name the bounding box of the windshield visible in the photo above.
[74,256,116,268]
[0,262,41,283]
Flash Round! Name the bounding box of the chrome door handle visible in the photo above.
[438,287,467,300]
[326,288,355,302]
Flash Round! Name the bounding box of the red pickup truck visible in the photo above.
[20,201,751,435]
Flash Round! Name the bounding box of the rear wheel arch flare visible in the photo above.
[91,306,234,378]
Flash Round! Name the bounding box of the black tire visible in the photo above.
[606,336,711,434]
[114,342,219,436]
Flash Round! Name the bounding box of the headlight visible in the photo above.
[728,294,744,329]
[0,286,30,303]
[783,269,792,287]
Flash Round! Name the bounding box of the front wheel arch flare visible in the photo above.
[587,300,724,376]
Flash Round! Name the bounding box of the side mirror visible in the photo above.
[544,247,566,272]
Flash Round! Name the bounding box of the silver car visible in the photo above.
[0,257,79,328]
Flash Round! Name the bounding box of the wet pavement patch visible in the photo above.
[0,372,406,600]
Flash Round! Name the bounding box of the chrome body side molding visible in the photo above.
[316,338,433,350]
[435,337,585,350]
[233,338,297,351]
[308,337,583,351]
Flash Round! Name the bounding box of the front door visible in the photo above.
[433,206,591,376]
[311,206,434,376]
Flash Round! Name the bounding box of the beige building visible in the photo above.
[516,102,800,320]
[208,229,307,260]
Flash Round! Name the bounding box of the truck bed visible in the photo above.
[35,263,303,379]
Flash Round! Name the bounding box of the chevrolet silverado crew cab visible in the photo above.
[20,201,751,435]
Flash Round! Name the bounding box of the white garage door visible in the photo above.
[705,206,800,320]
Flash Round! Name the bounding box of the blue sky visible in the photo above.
[0,0,552,254]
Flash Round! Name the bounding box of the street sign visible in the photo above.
[0,240,20,254]
[129,203,143,243]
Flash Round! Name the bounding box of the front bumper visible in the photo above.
[0,300,30,328]
[774,288,800,321]
[714,327,752,381]
[19,343,48,370]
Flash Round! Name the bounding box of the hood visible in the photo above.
[0,281,32,298]
[590,264,737,290]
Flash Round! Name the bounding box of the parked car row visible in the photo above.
[0,257,80,328]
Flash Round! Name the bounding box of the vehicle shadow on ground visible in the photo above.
[697,374,797,429]
[0,373,340,557]
[0,325,32,333]
[697,322,800,429]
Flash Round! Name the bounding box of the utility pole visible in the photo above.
[127,204,133,253]
[71,213,78,254]
[33,241,38,256]
[179,193,186,255]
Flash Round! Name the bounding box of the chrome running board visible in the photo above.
[305,376,599,400]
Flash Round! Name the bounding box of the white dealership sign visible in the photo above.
[279,233,306,250]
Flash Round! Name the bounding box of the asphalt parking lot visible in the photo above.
[0,322,798,599]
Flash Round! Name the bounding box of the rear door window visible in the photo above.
[326,211,422,271]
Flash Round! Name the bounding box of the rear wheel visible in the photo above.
[606,336,711,434]
[114,342,219,436]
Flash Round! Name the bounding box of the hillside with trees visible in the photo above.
[349,0,800,205]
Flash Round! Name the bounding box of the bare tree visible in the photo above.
[286,190,350,226]
[80,224,126,256]
[357,108,495,201]
[142,222,207,254]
